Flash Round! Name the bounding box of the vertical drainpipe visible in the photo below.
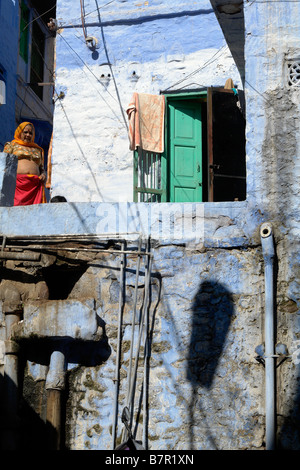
[1,283,22,450]
[260,223,276,450]
[45,349,66,450]
[4,310,21,450]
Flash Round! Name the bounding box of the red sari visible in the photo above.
[14,174,45,206]
[4,122,46,206]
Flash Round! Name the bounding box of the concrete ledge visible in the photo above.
[0,200,260,246]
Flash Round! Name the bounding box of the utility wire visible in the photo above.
[94,0,129,131]
[22,4,56,32]
[58,0,116,28]
[164,44,228,91]
[57,31,127,128]
[80,0,87,39]
[57,96,103,199]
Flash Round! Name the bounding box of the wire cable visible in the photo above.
[22,4,56,32]
[57,31,127,128]
[80,0,87,39]
[164,43,228,92]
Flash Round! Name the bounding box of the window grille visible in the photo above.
[287,61,300,87]
[133,148,167,202]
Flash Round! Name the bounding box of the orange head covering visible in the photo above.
[12,122,44,154]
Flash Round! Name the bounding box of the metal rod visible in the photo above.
[127,238,142,424]
[112,242,126,449]
[126,245,152,438]
[120,237,143,444]
[143,240,151,449]
[0,233,140,241]
[3,245,152,256]
[260,223,276,451]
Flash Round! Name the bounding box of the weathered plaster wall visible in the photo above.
[0,0,300,452]
[62,243,265,450]
[245,1,300,218]
[244,0,300,449]
[0,193,298,449]
[51,0,242,202]
[0,228,267,450]
[0,195,275,450]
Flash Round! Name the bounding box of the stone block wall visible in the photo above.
[0,227,297,450]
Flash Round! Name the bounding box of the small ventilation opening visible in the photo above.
[287,60,300,87]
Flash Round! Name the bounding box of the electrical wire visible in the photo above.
[80,0,87,39]
[164,43,228,92]
[22,4,56,32]
[58,0,117,29]
[83,1,116,18]
[56,96,103,199]
[95,3,129,131]
[56,31,127,128]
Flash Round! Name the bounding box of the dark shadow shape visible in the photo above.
[18,315,111,368]
[92,50,99,60]
[186,280,234,449]
[1,315,111,450]
[278,363,300,450]
[0,266,43,284]
[50,195,67,202]
[187,280,234,388]
[79,8,214,29]
[42,263,88,299]
[0,361,56,450]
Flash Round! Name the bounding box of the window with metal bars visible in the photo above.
[133,88,246,203]
[133,147,167,202]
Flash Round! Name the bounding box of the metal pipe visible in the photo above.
[142,243,152,450]
[3,310,21,450]
[4,245,151,256]
[260,223,276,450]
[45,349,66,450]
[126,258,151,409]
[125,250,152,445]
[124,237,142,440]
[0,252,40,260]
[112,243,126,449]
[1,233,140,242]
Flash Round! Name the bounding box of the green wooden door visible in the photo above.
[168,100,202,202]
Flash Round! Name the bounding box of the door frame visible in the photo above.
[164,90,208,202]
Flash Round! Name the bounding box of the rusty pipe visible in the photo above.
[3,309,22,450]
[45,350,66,450]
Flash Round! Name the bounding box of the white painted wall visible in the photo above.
[51,0,242,202]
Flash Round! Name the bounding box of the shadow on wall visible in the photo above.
[0,323,111,450]
[186,280,234,449]
[278,363,300,450]
[0,368,54,450]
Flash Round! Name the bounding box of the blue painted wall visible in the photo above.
[0,0,19,149]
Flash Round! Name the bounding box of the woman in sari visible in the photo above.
[4,122,47,206]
